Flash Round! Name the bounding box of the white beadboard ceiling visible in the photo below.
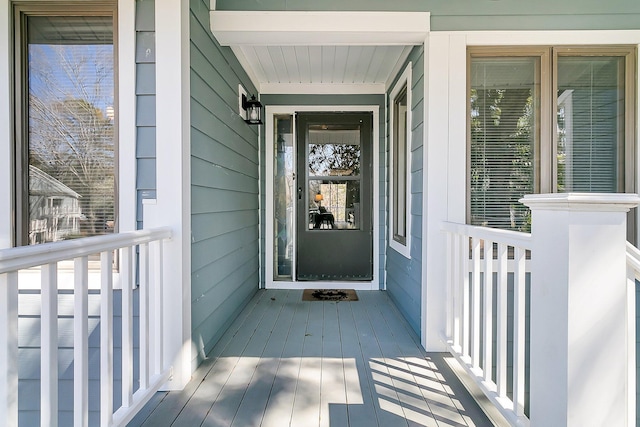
[210,11,430,94]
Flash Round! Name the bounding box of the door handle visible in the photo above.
[298,187,302,200]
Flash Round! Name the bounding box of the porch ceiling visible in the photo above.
[210,11,430,94]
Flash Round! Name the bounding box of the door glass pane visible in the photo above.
[274,115,294,279]
[557,56,624,192]
[308,124,361,177]
[27,15,115,244]
[308,180,360,230]
[470,57,537,231]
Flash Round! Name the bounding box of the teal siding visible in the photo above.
[216,0,640,31]
[260,94,386,288]
[136,0,157,229]
[190,0,260,365]
[385,46,424,335]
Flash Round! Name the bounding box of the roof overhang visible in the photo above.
[210,11,430,94]
[211,11,430,46]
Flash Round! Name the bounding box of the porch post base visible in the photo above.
[522,193,639,427]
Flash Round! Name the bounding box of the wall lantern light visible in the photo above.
[242,94,263,125]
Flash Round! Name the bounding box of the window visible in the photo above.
[389,63,412,257]
[469,47,636,231]
[14,3,117,245]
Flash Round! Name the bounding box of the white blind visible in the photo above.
[469,58,537,231]
[556,56,624,193]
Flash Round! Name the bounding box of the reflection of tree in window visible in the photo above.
[470,87,533,231]
[27,34,115,240]
[308,144,360,176]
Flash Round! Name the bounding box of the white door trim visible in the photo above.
[265,105,380,290]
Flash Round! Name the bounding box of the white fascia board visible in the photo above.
[230,46,261,93]
[385,46,414,91]
[211,11,430,46]
[260,82,386,95]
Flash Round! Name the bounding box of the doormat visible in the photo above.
[302,289,358,302]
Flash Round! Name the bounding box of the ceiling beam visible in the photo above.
[211,11,430,46]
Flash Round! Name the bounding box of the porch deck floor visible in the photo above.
[129,289,494,427]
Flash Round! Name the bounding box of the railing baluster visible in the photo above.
[154,240,164,375]
[0,272,18,427]
[445,233,453,340]
[41,263,58,427]
[74,257,89,427]
[483,240,493,384]
[139,243,150,389]
[496,243,508,398]
[462,237,471,358]
[453,234,462,350]
[121,246,134,407]
[471,237,481,369]
[100,251,114,427]
[513,247,526,416]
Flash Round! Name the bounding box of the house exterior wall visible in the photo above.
[135,0,157,229]
[189,0,260,364]
[259,94,386,289]
[385,45,424,335]
[215,0,640,31]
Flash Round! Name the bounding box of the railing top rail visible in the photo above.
[0,227,172,274]
[442,221,532,249]
[626,241,640,274]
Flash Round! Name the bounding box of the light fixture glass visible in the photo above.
[242,94,263,125]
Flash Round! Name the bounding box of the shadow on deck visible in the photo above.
[129,290,496,427]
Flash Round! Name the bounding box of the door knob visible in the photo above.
[298,187,302,200]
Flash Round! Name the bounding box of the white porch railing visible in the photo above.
[626,242,640,427]
[0,228,172,427]
[442,221,531,427]
[443,194,640,427]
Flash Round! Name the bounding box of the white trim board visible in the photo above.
[0,1,11,248]
[264,105,380,291]
[211,11,430,46]
[388,62,413,260]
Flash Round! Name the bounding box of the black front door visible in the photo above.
[295,112,373,281]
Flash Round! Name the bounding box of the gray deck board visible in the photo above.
[129,290,495,427]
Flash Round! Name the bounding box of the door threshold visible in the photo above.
[266,281,378,291]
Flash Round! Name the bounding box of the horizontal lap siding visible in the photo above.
[136,0,157,227]
[385,46,424,336]
[215,0,640,31]
[190,0,260,365]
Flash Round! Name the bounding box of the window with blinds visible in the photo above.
[470,57,537,231]
[15,6,117,245]
[556,56,625,193]
[469,47,635,232]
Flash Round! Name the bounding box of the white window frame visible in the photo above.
[389,62,412,258]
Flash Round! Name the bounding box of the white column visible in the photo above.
[422,32,466,351]
[151,0,192,390]
[522,193,639,427]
